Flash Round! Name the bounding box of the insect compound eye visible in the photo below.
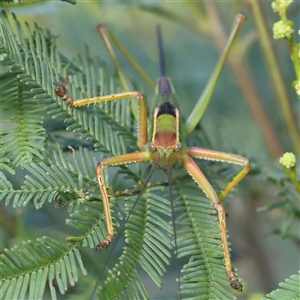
[175,142,182,151]
[149,142,156,152]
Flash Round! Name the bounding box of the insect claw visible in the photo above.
[95,234,114,250]
[226,270,243,292]
[53,77,74,105]
[230,279,243,292]
[53,81,66,97]
[95,241,110,250]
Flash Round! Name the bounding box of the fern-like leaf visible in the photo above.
[0,57,45,168]
[97,186,173,299]
[261,271,300,300]
[0,237,87,300]
[174,179,237,299]
[1,10,135,171]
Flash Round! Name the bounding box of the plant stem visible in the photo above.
[246,1,300,155]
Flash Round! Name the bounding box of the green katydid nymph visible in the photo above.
[54,15,250,292]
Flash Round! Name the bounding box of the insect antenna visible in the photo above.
[90,162,160,299]
[157,25,166,77]
[166,161,182,299]
[156,25,172,96]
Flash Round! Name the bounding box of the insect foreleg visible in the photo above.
[96,151,150,250]
[54,79,149,150]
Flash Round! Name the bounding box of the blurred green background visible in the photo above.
[1,1,299,299]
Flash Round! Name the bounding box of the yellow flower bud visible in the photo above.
[279,152,296,168]
[271,0,293,13]
[273,20,294,39]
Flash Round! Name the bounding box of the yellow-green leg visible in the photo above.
[187,147,250,200]
[96,151,150,250]
[182,147,250,291]
[54,79,149,150]
[54,79,151,249]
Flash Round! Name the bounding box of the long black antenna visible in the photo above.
[157,25,172,96]
[157,25,167,77]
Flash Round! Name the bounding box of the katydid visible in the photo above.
[54,14,250,292]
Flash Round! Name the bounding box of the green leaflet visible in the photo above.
[0,237,87,300]
[261,271,300,300]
